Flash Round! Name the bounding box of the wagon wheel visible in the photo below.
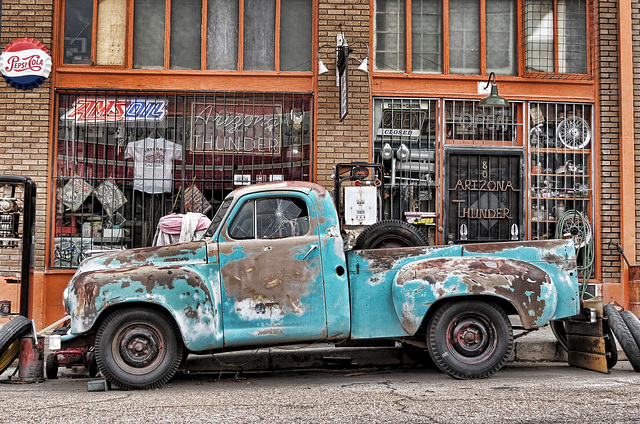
[557,116,590,149]
[560,211,592,249]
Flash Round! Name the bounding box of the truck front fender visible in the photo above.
[391,256,560,334]
[67,264,221,351]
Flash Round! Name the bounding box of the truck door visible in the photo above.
[218,193,327,346]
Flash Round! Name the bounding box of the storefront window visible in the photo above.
[64,0,93,65]
[449,0,480,74]
[243,0,276,71]
[133,0,166,69]
[170,0,202,70]
[373,98,438,244]
[377,0,589,77]
[62,0,312,72]
[52,90,313,268]
[524,0,588,75]
[206,0,239,70]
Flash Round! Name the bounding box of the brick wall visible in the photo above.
[0,0,54,273]
[316,0,371,189]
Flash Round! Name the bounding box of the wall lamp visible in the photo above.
[478,72,509,108]
[317,34,369,78]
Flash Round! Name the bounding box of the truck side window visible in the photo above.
[257,197,309,239]
[228,200,255,239]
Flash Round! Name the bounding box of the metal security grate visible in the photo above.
[444,100,522,146]
[52,89,313,268]
[522,0,597,79]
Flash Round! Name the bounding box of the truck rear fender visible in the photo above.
[67,264,222,352]
[391,256,572,335]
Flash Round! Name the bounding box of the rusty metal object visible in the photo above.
[17,335,45,382]
[563,298,609,374]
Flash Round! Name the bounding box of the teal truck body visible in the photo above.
[63,181,580,389]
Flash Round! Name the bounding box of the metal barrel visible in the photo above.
[18,335,44,382]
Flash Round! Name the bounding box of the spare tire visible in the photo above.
[354,219,428,250]
[603,304,640,372]
[0,315,32,376]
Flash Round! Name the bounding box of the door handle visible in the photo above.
[303,245,318,260]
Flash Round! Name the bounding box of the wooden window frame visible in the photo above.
[59,0,301,72]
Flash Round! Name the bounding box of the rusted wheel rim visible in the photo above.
[112,321,165,375]
[446,313,497,363]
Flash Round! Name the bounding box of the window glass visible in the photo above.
[486,0,517,76]
[171,0,202,70]
[411,0,442,73]
[96,0,127,66]
[64,0,93,65]
[229,201,255,239]
[243,0,276,71]
[374,0,406,72]
[257,198,309,239]
[280,0,312,71]
[206,197,233,237]
[133,0,165,69]
[524,0,554,73]
[206,0,239,70]
[449,0,479,74]
[558,0,587,74]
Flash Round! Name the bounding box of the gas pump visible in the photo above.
[0,175,36,317]
[0,175,41,382]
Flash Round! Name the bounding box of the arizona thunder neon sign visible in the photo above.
[0,38,52,90]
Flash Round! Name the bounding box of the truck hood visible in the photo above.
[76,241,209,273]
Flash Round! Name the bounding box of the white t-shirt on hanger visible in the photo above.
[124,138,183,194]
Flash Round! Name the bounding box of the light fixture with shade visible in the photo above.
[478,72,509,108]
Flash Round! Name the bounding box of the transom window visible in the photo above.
[62,0,312,72]
[374,0,592,77]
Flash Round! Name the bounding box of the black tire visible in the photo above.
[603,319,618,369]
[46,353,59,379]
[620,310,640,349]
[0,315,32,376]
[95,308,184,390]
[550,320,568,352]
[603,304,640,372]
[354,219,427,250]
[427,301,513,379]
[87,350,98,378]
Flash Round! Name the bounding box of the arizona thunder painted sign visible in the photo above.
[0,38,52,90]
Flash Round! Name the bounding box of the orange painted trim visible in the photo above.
[479,0,486,75]
[618,0,637,309]
[125,0,134,69]
[370,73,595,101]
[55,70,315,92]
[238,0,245,71]
[275,0,281,72]
[442,0,450,74]
[405,0,412,74]
[201,0,208,70]
[91,0,98,65]
[164,1,171,69]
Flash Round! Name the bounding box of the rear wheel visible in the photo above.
[354,220,427,249]
[427,301,513,379]
[0,316,32,376]
[95,308,184,390]
[45,353,59,379]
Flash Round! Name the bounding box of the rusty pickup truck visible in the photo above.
[62,181,580,390]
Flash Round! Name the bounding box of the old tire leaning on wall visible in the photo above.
[603,304,640,372]
[95,307,184,390]
[603,319,618,369]
[0,315,32,376]
[354,219,427,250]
[427,300,513,379]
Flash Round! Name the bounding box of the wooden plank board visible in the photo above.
[567,334,606,355]
[568,351,608,374]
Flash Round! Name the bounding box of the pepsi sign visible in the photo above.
[0,38,52,90]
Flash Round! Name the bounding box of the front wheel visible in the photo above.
[427,301,513,379]
[95,308,184,390]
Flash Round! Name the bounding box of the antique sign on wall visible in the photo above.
[445,150,523,243]
[0,38,52,90]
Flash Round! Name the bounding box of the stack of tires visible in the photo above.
[603,304,640,371]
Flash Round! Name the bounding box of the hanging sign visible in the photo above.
[0,38,52,90]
